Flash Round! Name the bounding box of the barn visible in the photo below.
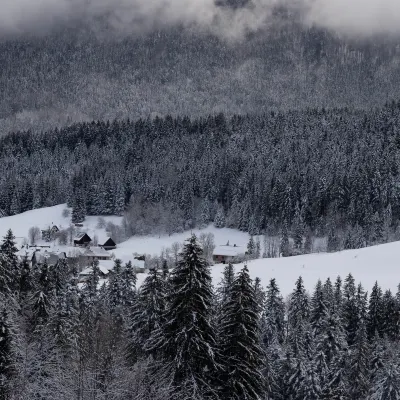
[98,236,117,250]
[74,233,92,247]
[212,244,243,264]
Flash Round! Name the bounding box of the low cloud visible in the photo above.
[1,0,400,39]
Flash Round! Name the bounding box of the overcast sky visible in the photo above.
[1,0,400,39]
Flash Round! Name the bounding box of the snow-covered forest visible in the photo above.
[1,103,400,252]
[1,20,400,135]
[1,229,400,399]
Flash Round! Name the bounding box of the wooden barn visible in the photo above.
[98,236,117,251]
[74,233,92,247]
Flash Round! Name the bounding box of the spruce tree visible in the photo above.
[370,365,400,400]
[214,206,225,228]
[287,277,310,358]
[162,235,218,398]
[219,265,265,400]
[263,278,285,347]
[368,281,384,340]
[280,223,290,257]
[0,309,14,400]
[311,279,328,334]
[348,317,370,400]
[0,229,19,293]
[216,262,235,307]
[247,235,256,259]
[342,274,358,345]
[128,267,166,361]
[381,290,398,340]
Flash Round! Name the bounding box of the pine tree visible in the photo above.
[287,277,310,358]
[293,203,304,251]
[327,225,339,252]
[368,281,384,340]
[107,259,125,318]
[128,267,166,361]
[0,254,12,296]
[122,260,137,308]
[333,276,343,314]
[304,229,313,254]
[311,279,328,334]
[31,261,52,330]
[219,265,265,400]
[348,317,370,400]
[247,235,256,259]
[288,276,310,332]
[162,235,218,398]
[253,277,265,311]
[83,259,100,300]
[0,309,15,399]
[263,278,285,347]
[381,290,398,340]
[280,223,290,257]
[214,206,225,228]
[0,229,20,293]
[255,237,261,259]
[370,364,400,400]
[216,262,235,308]
[342,274,358,346]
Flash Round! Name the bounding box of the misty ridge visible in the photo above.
[1,0,400,134]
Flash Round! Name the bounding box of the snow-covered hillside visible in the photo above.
[0,204,399,296]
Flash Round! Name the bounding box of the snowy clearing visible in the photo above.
[0,204,398,296]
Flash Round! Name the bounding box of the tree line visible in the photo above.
[2,102,400,252]
[1,228,400,399]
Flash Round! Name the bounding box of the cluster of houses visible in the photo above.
[16,229,144,283]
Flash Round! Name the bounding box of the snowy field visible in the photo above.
[0,204,399,296]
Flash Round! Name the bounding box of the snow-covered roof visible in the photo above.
[213,245,243,257]
[132,259,145,269]
[83,246,111,258]
[96,233,115,246]
[74,232,91,241]
[80,265,110,276]
[16,248,36,260]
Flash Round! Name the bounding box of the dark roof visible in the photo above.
[74,233,92,242]
[101,237,116,247]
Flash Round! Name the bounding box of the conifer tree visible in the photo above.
[19,256,33,301]
[128,267,166,361]
[311,279,327,334]
[327,226,339,252]
[381,290,398,340]
[287,277,310,358]
[83,260,100,300]
[368,281,384,339]
[214,206,225,228]
[247,235,256,259]
[280,223,290,257]
[0,254,12,296]
[0,229,19,293]
[122,260,137,308]
[323,277,334,311]
[216,262,235,307]
[263,278,285,347]
[0,309,15,400]
[333,276,343,313]
[162,235,218,398]
[370,365,400,400]
[219,265,265,400]
[343,274,358,345]
[348,317,370,400]
[31,261,52,330]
